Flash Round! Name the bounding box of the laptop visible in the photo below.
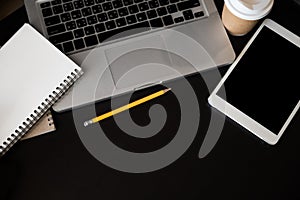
[25,0,235,112]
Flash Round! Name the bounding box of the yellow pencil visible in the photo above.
[84,88,171,127]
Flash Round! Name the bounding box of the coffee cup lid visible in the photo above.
[225,0,274,20]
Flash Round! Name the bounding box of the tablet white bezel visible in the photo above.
[208,19,300,145]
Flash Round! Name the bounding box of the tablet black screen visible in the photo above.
[217,27,299,134]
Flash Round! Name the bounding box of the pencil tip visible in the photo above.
[164,88,171,93]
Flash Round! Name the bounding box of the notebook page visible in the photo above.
[0,24,81,145]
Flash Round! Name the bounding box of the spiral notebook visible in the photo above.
[0,24,83,156]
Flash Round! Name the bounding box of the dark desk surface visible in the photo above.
[0,0,299,199]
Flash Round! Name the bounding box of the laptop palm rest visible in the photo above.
[105,35,177,90]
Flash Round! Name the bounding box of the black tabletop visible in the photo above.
[0,0,300,199]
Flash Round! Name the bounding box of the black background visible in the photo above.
[0,0,300,199]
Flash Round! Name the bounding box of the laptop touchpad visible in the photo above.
[105,35,176,89]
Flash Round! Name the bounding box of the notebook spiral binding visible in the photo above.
[0,68,83,156]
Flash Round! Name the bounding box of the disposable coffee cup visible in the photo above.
[222,0,274,36]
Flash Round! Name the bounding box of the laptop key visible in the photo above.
[63,41,75,53]
[53,5,64,14]
[95,23,106,32]
[61,13,71,22]
[84,35,99,47]
[150,18,163,27]
[84,0,95,6]
[136,12,147,21]
[105,20,116,30]
[167,4,177,13]
[84,26,96,35]
[63,2,74,12]
[174,16,184,23]
[97,13,108,22]
[66,21,77,30]
[52,0,62,5]
[74,28,85,37]
[118,7,129,17]
[87,15,98,24]
[194,11,204,18]
[102,2,113,11]
[44,15,61,26]
[96,0,105,3]
[108,10,118,19]
[49,31,74,44]
[128,5,139,14]
[138,2,149,11]
[42,8,53,17]
[40,2,51,8]
[74,0,85,9]
[162,15,173,25]
[55,43,63,51]
[146,9,157,19]
[92,5,102,14]
[149,0,159,8]
[47,24,66,35]
[113,0,123,8]
[126,15,137,24]
[97,21,150,43]
[159,0,169,6]
[134,0,143,3]
[177,0,200,11]
[76,18,88,27]
[74,38,86,50]
[183,9,194,20]
[116,18,127,27]
[71,10,82,19]
[82,7,93,16]
[123,0,134,6]
[156,7,167,16]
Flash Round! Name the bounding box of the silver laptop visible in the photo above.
[25,0,235,112]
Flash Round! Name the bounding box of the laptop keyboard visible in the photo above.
[39,0,206,54]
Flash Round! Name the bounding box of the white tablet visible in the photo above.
[208,19,300,145]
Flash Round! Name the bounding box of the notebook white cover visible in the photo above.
[0,24,82,154]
